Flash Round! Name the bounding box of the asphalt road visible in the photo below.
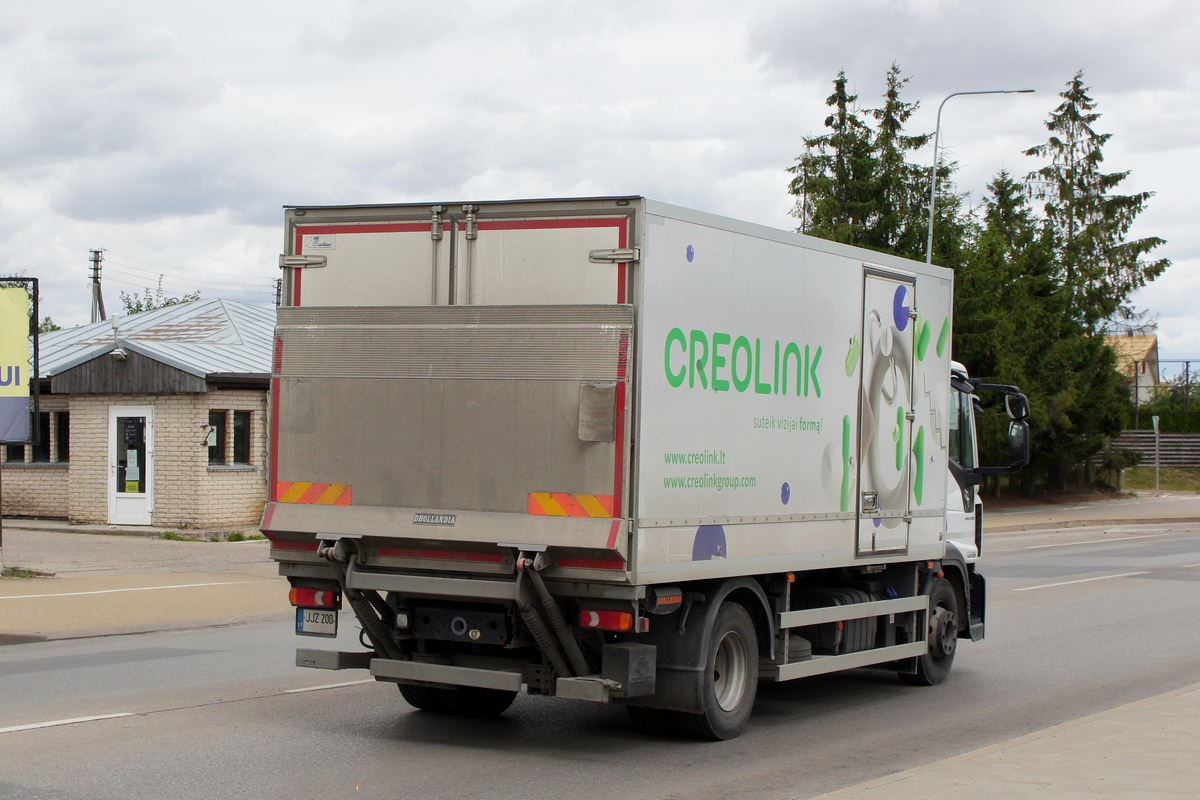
[2,521,1200,800]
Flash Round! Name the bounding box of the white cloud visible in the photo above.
[0,0,1194,366]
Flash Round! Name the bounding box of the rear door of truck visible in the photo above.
[264,199,638,579]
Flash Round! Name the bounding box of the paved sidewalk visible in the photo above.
[1,523,272,575]
[0,563,288,644]
[812,681,1200,799]
[984,492,1200,532]
[0,517,289,644]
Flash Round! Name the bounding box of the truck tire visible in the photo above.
[398,684,517,716]
[626,705,679,736]
[900,577,958,686]
[398,683,452,712]
[674,602,759,740]
[442,686,518,717]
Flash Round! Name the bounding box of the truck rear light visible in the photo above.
[289,587,339,608]
[580,609,633,631]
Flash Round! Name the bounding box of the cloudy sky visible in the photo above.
[3,0,1197,370]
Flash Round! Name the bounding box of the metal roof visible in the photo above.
[39,299,275,379]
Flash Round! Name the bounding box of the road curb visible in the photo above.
[2,518,254,540]
[0,610,293,647]
[0,633,48,645]
[984,516,1200,533]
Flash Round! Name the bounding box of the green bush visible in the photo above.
[1132,410,1200,433]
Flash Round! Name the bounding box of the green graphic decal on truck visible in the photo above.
[913,425,925,505]
[914,314,949,362]
[841,414,852,512]
[915,318,931,361]
[664,327,822,397]
[844,335,861,377]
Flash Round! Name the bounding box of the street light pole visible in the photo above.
[925,88,1035,265]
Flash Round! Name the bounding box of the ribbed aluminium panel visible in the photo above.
[276,305,633,381]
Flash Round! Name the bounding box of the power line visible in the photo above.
[103,263,277,294]
[104,277,275,299]
[103,257,273,285]
[103,249,272,278]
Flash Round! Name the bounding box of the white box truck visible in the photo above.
[266,196,1029,739]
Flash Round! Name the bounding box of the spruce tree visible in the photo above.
[1024,71,1169,327]
[788,71,875,244]
[788,65,966,264]
[866,64,930,257]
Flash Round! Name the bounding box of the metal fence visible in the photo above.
[1131,359,1196,432]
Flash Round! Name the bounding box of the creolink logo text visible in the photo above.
[663,328,821,397]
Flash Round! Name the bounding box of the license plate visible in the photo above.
[296,607,338,638]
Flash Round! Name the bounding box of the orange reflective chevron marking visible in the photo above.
[276,481,352,506]
[527,492,614,518]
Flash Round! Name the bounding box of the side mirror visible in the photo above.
[969,382,1032,476]
[977,418,1032,476]
[1005,392,1029,421]
[1008,420,1030,470]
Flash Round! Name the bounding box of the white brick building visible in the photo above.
[2,300,273,529]
[1107,334,1161,407]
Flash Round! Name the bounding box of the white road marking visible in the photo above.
[1014,571,1149,592]
[284,679,374,694]
[1018,531,1188,551]
[0,713,135,735]
[0,580,278,601]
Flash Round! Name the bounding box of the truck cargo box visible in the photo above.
[265,197,953,583]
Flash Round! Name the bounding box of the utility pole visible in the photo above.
[90,249,107,323]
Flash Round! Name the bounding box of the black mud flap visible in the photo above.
[968,570,985,641]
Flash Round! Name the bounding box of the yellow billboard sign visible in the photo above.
[0,286,30,441]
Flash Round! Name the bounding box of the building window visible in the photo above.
[33,412,51,462]
[4,443,24,463]
[56,412,69,462]
[209,410,253,466]
[232,411,251,465]
[208,411,227,465]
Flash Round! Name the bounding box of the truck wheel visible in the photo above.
[398,683,452,712]
[626,705,679,736]
[674,602,759,740]
[399,684,517,716]
[442,686,518,717]
[900,577,957,686]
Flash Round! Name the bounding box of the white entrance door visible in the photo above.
[109,406,154,525]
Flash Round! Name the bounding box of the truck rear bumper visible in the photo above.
[296,647,529,692]
[294,648,648,704]
[371,658,524,692]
